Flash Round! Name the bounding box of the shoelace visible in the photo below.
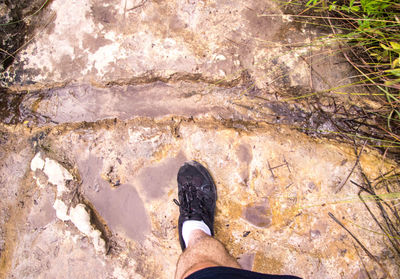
[173,183,207,217]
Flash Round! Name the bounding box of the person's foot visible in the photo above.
[174,161,217,251]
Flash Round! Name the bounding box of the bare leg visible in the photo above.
[175,230,241,279]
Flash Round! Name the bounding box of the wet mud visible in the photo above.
[79,155,150,242]
[0,88,24,124]
[243,201,272,228]
[137,151,187,199]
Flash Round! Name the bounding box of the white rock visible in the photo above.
[31,155,107,254]
[214,54,226,61]
[53,199,70,221]
[69,204,92,235]
[43,158,73,195]
[30,152,45,171]
[70,203,106,254]
[91,229,107,254]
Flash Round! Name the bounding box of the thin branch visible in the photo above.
[127,0,148,11]
[336,140,367,193]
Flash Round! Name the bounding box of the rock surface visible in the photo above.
[0,0,399,279]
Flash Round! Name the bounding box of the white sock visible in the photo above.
[182,220,211,247]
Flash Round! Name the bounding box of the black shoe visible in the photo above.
[174,161,217,251]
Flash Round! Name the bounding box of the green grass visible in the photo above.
[292,0,399,142]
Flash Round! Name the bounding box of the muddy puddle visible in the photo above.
[0,83,234,125]
[0,82,398,160]
[0,83,314,127]
[78,155,150,242]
